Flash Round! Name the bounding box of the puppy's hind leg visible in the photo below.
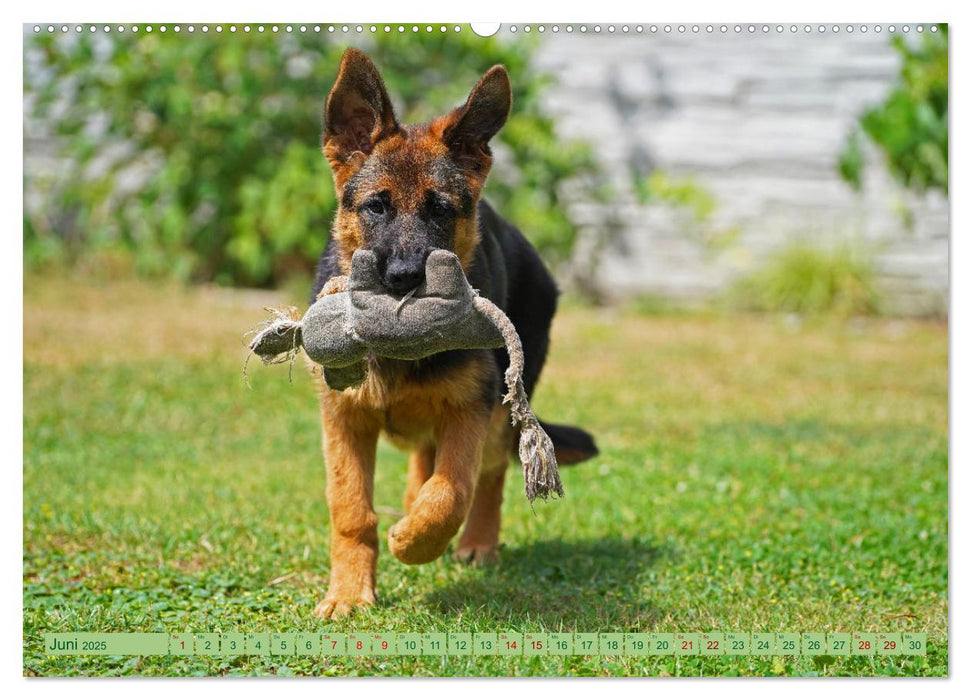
[403,444,435,515]
[454,406,513,566]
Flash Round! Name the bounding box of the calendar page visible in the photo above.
[22,15,949,679]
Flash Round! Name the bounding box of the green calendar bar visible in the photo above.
[35,631,933,657]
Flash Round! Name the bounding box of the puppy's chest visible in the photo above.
[350,351,496,444]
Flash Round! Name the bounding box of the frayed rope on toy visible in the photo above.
[472,295,563,502]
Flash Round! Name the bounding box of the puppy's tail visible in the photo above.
[537,420,599,465]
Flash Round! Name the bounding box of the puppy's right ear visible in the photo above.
[323,49,398,175]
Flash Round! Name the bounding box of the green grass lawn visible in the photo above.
[23,274,948,676]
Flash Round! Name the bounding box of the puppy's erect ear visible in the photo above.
[323,49,398,170]
[441,66,511,173]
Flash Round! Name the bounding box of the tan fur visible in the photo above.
[319,275,348,298]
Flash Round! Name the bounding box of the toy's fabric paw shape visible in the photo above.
[423,249,477,298]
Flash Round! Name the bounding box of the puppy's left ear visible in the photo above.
[442,66,511,173]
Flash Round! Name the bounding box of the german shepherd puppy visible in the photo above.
[309,49,597,617]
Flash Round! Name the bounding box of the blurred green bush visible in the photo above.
[24,28,598,286]
[839,24,947,195]
[730,243,882,317]
[633,170,740,255]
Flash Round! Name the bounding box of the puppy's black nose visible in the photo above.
[383,257,426,296]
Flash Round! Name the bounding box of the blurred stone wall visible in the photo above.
[532,30,948,314]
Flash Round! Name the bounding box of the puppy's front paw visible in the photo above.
[388,517,454,565]
[313,585,376,619]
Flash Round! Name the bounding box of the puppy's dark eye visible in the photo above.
[429,200,451,218]
[364,199,386,216]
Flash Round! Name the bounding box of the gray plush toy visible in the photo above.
[247,249,563,502]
